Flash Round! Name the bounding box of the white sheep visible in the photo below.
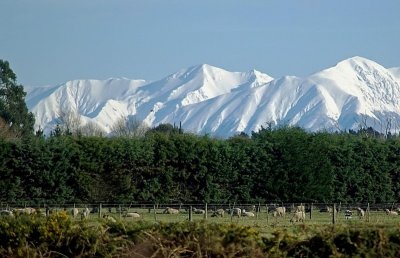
[211,209,225,217]
[385,209,398,216]
[81,207,90,219]
[163,207,179,214]
[13,207,36,215]
[242,209,255,217]
[25,207,36,214]
[295,205,305,213]
[272,207,286,217]
[290,211,305,223]
[71,208,79,218]
[356,207,365,218]
[193,208,205,214]
[103,214,117,222]
[124,212,141,218]
[230,208,241,217]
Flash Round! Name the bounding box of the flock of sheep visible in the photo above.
[0,206,93,219]
[161,206,255,218]
[2,205,400,224]
[155,204,400,223]
[162,205,307,223]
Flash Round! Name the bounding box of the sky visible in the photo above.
[1,0,399,87]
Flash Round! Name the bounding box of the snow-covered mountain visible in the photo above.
[26,57,400,137]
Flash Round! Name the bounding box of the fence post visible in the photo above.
[99,203,102,218]
[153,204,157,221]
[367,203,370,223]
[266,205,269,223]
[204,203,208,220]
[332,203,336,225]
[189,206,193,222]
[119,204,122,219]
[230,202,236,222]
[256,202,261,219]
[310,203,313,220]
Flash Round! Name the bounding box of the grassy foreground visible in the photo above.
[2,212,400,257]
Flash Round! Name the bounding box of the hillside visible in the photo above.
[26,57,400,137]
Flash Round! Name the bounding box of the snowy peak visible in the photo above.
[138,64,273,108]
[337,56,381,68]
[310,56,400,113]
[26,58,400,137]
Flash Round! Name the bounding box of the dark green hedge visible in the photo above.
[1,126,400,204]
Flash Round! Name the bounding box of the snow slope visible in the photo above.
[26,57,400,137]
[26,64,273,135]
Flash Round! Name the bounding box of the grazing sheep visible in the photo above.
[242,209,255,217]
[344,210,352,219]
[356,207,365,218]
[71,208,79,218]
[193,208,205,214]
[0,210,14,217]
[124,212,141,218]
[25,207,36,214]
[272,207,286,217]
[290,211,305,223]
[163,207,179,214]
[385,209,398,216]
[211,209,225,217]
[81,207,90,219]
[295,205,305,213]
[13,207,36,215]
[230,208,241,217]
[103,214,117,222]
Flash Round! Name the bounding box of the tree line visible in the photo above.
[1,126,400,205]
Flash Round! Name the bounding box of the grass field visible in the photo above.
[71,206,400,236]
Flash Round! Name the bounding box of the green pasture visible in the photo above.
[67,206,400,236]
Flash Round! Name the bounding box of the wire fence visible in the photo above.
[2,201,400,210]
[3,201,400,225]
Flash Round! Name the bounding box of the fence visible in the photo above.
[3,201,400,225]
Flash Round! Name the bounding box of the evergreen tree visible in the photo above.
[0,60,35,137]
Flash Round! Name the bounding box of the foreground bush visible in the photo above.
[2,215,400,257]
[0,211,117,257]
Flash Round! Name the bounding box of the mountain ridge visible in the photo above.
[26,57,400,137]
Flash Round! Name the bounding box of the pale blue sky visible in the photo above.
[1,0,399,87]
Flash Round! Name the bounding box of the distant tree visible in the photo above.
[0,60,35,137]
[79,121,104,137]
[110,116,149,137]
[147,123,182,134]
[56,108,82,135]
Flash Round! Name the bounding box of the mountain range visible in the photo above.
[25,56,400,137]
